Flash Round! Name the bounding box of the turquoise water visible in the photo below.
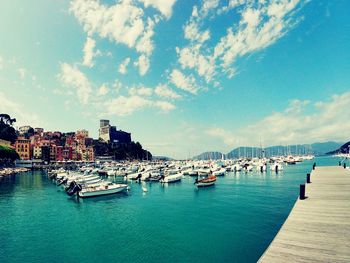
[0,156,347,263]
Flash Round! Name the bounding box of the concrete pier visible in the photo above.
[259,166,350,262]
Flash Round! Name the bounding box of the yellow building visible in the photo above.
[33,146,42,159]
[15,138,31,160]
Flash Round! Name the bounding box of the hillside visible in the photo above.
[193,141,343,160]
[326,141,350,155]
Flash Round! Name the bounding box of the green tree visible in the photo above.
[0,113,17,143]
[0,145,19,161]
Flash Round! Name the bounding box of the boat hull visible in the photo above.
[196,181,215,187]
[78,186,127,198]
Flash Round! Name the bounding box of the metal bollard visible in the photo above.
[306,173,311,183]
[312,162,316,170]
[344,163,346,169]
[300,184,306,200]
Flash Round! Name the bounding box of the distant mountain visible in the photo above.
[226,147,262,159]
[311,142,344,155]
[192,151,224,160]
[326,141,350,155]
[192,141,343,160]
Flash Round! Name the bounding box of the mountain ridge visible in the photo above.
[193,141,343,160]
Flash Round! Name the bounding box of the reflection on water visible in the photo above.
[0,156,345,263]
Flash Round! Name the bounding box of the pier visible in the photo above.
[259,166,350,262]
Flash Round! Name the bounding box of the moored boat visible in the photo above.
[78,183,128,198]
[195,173,216,187]
[160,173,182,183]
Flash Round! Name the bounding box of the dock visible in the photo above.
[259,166,350,262]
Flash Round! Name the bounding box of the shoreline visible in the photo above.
[0,167,30,177]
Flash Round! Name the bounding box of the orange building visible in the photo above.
[15,138,31,160]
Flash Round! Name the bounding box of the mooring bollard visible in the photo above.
[312,162,316,170]
[344,163,346,169]
[300,184,306,200]
[307,173,311,183]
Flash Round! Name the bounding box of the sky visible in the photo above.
[0,0,349,159]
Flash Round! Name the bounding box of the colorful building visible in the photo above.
[56,146,63,161]
[15,137,31,160]
[33,145,42,159]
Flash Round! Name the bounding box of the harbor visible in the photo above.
[0,156,348,263]
[259,165,350,262]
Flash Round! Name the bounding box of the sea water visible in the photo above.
[0,156,347,263]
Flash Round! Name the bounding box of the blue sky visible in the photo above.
[0,0,349,159]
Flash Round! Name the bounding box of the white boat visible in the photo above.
[160,173,182,183]
[231,164,242,172]
[213,168,226,176]
[78,183,128,198]
[127,172,141,180]
[67,175,101,185]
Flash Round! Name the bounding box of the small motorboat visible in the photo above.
[195,173,216,187]
[213,168,226,176]
[78,182,128,198]
[160,173,182,183]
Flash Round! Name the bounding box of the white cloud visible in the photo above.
[97,83,109,96]
[70,0,144,48]
[154,100,176,111]
[155,84,181,99]
[184,20,210,43]
[58,63,92,104]
[129,86,153,96]
[0,56,3,70]
[18,68,26,79]
[138,0,177,19]
[112,79,123,93]
[70,0,174,76]
[135,17,155,56]
[207,92,350,147]
[176,45,215,82]
[134,54,150,76]
[102,95,175,116]
[118,57,131,74]
[175,0,303,90]
[82,37,96,67]
[0,91,39,126]
[170,69,198,94]
[214,0,302,69]
[207,127,237,146]
[201,0,220,16]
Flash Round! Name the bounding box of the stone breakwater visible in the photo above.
[0,168,30,177]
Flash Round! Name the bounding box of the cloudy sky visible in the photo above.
[0,0,349,158]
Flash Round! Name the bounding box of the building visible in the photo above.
[99,120,131,144]
[33,145,42,159]
[62,147,73,161]
[110,126,131,144]
[99,120,111,142]
[50,145,57,161]
[34,128,44,135]
[15,137,31,160]
[77,129,89,138]
[56,146,63,161]
[41,146,50,163]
